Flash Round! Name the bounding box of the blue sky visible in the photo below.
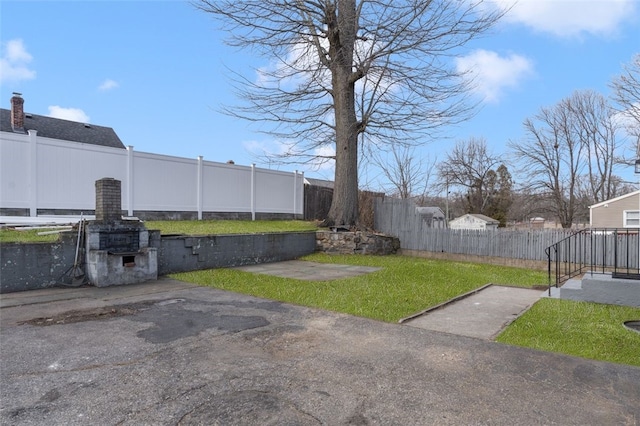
[1,0,638,192]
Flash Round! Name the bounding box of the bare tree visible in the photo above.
[193,0,505,227]
[509,90,623,228]
[510,98,584,228]
[569,90,622,203]
[371,145,435,199]
[437,137,502,214]
[609,53,640,158]
[507,190,549,225]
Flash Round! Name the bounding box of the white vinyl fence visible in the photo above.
[1,130,304,219]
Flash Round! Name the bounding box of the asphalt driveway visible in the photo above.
[1,278,639,425]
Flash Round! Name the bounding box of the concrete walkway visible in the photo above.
[233,259,381,280]
[403,285,544,340]
[1,272,639,424]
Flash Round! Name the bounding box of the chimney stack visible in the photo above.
[10,92,25,132]
[95,178,122,222]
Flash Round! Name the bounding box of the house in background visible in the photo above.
[529,217,546,229]
[416,206,447,229]
[449,213,499,230]
[589,190,640,228]
[0,93,125,149]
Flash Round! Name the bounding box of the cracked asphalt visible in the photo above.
[1,278,639,425]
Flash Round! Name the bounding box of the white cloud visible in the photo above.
[48,106,90,123]
[98,78,119,91]
[613,103,640,135]
[456,49,534,103]
[243,138,335,172]
[311,144,336,172]
[0,39,36,84]
[491,0,636,37]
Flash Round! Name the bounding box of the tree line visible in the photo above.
[194,1,638,229]
[382,61,640,228]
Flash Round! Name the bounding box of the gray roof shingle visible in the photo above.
[416,206,445,218]
[0,108,125,149]
[468,213,499,223]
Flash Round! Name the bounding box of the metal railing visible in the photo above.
[546,228,640,295]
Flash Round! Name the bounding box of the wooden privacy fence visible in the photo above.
[416,228,576,261]
[374,197,574,262]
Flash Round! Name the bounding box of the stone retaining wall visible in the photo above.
[1,231,317,293]
[315,230,400,255]
[159,232,316,275]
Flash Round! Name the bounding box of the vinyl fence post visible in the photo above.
[299,171,304,218]
[28,130,38,217]
[126,146,134,217]
[197,156,203,220]
[293,170,298,218]
[251,164,256,221]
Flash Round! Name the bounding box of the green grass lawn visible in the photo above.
[145,219,318,235]
[171,253,548,323]
[497,298,640,367]
[0,219,318,243]
[0,228,62,243]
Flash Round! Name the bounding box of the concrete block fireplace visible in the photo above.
[85,178,157,287]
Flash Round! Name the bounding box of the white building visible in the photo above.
[449,214,499,231]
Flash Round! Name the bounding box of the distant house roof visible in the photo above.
[0,108,125,149]
[589,190,640,209]
[469,214,499,223]
[453,213,499,224]
[416,206,445,218]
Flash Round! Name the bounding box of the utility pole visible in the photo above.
[445,179,449,228]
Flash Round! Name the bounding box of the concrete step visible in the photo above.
[558,272,640,307]
[560,278,582,290]
[541,286,561,299]
[559,278,585,302]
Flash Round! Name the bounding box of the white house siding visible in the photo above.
[449,214,498,231]
[590,192,640,228]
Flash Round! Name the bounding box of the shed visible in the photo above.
[416,206,447,229]
[449,213,499,231]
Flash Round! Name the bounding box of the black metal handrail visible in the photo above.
[546,228,640,296]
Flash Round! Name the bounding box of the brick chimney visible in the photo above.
[10,92,25,132]
[95,178,122,222]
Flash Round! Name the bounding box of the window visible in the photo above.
[624,210,640,228]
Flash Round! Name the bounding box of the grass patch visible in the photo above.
[496,298,640,367]
[144,220,317,235]
[0,228,61,243]
[171,253,547,323]
[0,220,318,243]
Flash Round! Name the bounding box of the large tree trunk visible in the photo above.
[327,84,359,227]
[324,0,359,228]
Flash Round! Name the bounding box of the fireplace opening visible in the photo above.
[123,255,136,267]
